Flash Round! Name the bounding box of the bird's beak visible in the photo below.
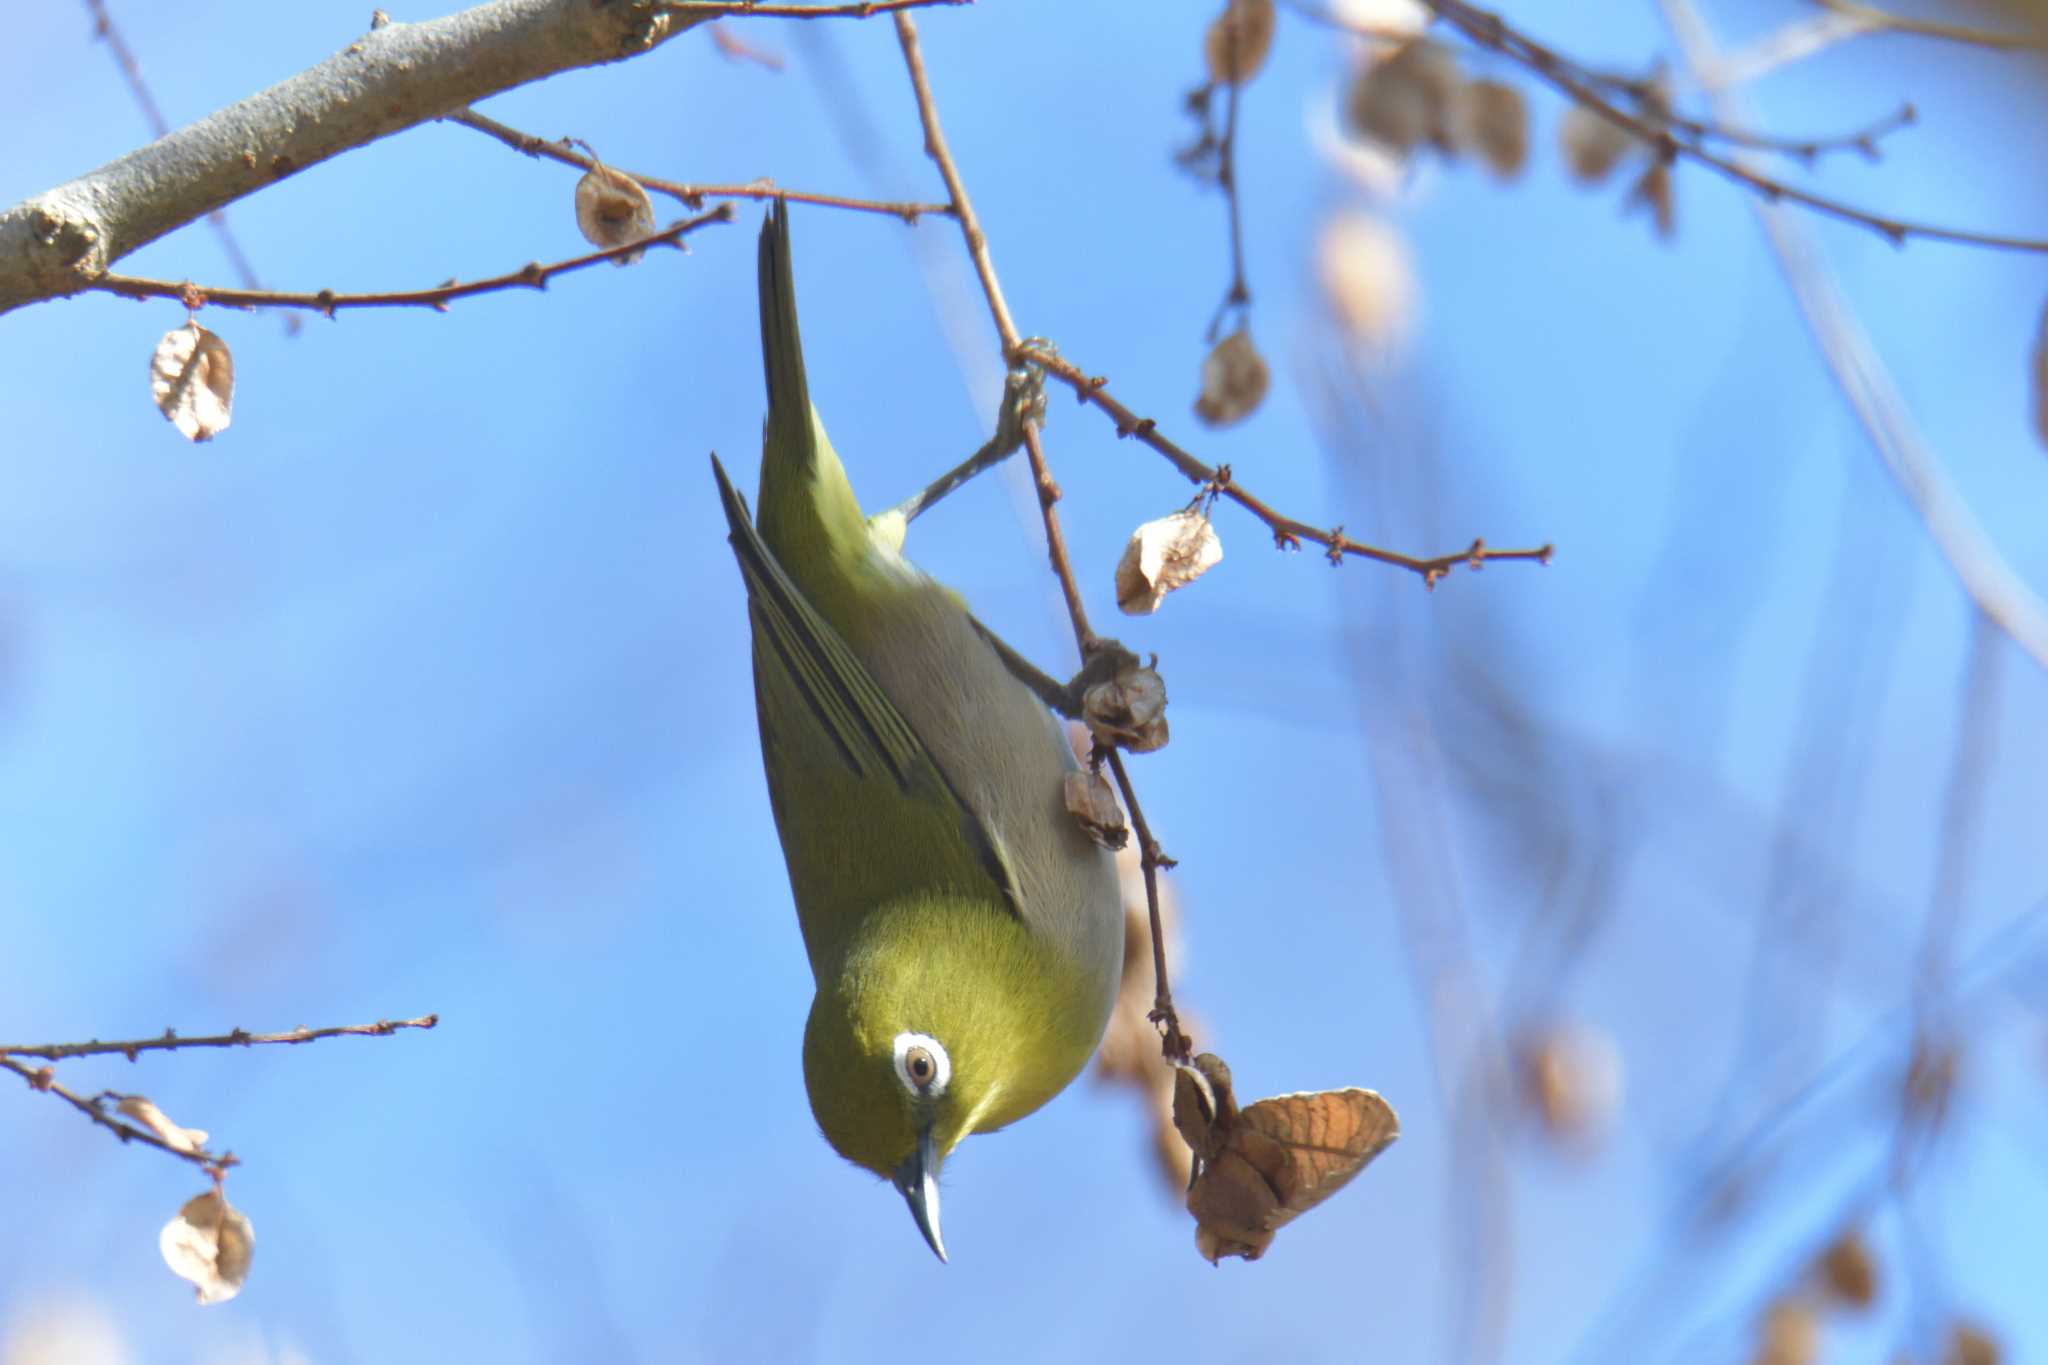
[893,1126,947,1263]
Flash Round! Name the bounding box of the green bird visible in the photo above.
[711,202,1124,1262]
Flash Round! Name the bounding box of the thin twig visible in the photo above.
[660,0,969,17]
[1300,0,2048,255]
[1586,72,1916,165]
[82,0,295,330]
[1103,749,1191,1062]
[449,109,953,223]
[88,205,735,315]
[1021,346,1554,585]
[894,12,1196,1057]
[1208,75,1251,341]
[2,1014,440,1063]
[2,1055,235,1172]
[1654,0,2048,673]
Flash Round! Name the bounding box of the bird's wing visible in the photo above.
[712,455,1026,921]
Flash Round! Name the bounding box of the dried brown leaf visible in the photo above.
[1063,769,1128,851]
[1460,79,1528,179]
[149,323,234,442]
[1203,0,1275,87]
[1172,1053,1398,1262]
[1754,1298,1819,1365]
[1192,328,1270,429]
[1815,1228,1878,1309]
[1116,510,1224,616]
[159,1189,254,1306]
[115,1096,209,1155]
[1519,1021,1622,1147]
[574,165,656,264]
[1081,656,1170,753]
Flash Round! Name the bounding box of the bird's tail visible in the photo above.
[754,200,865,566]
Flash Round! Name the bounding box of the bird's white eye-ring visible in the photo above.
[893,1032,951,1097]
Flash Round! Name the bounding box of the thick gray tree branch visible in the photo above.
[0,0,704,317]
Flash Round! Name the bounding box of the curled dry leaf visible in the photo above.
[1343,39,1462,156]
[1081,655,1169,753]
[1459,79,1528,179]
[1814,1228,1877,1310]
[1063,769,1128,851]
[160,1189,254,1306]
[1753,1298,1819,1365]
[574,165,656,265]
[1117,510,1224,616]
[115,1096,209,1155]
[2031,300,2047,449]
[1316,212,1416,352]
[1172,1052,1398,1263]
[1203,0,1275,87]
[1192,329,1269,429]
[149,323,234,442]
[1559,101,1638,184]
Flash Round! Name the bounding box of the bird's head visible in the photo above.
[799,898,1097,1263]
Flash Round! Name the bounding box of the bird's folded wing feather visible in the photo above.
[711,454,1025,922]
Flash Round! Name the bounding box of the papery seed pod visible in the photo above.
[1559,100,1637,184]
[160,1190,254,1306]
[1192,328,1270,429]
[1204,0,1275,87]
[575,165,656,264]
[1082,657,1170,753]
[1344,39,1462,155]
[1460,79,1528,179]
[1116,510,1224,616]
[1520,1021,1623,1148]
[1062,770,1128,851]
[1316,212,1416,351]
[149,323,235,441]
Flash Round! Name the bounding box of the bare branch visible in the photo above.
[1019,346,1553,586]
[3,1055,235,1172]
[0,0,714,317]
[2,1014,440,1063]
[1296,0,2048,255]
[662,0,970,15]
[893,12,1195,1060]
[88,206,733,315]
[448,108,953,222]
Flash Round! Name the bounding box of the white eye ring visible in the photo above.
[892,1032,951,1097]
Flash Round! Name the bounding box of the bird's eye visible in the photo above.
[892,1032,951,1096]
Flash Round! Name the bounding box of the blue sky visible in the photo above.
[3,2,2047,1362]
